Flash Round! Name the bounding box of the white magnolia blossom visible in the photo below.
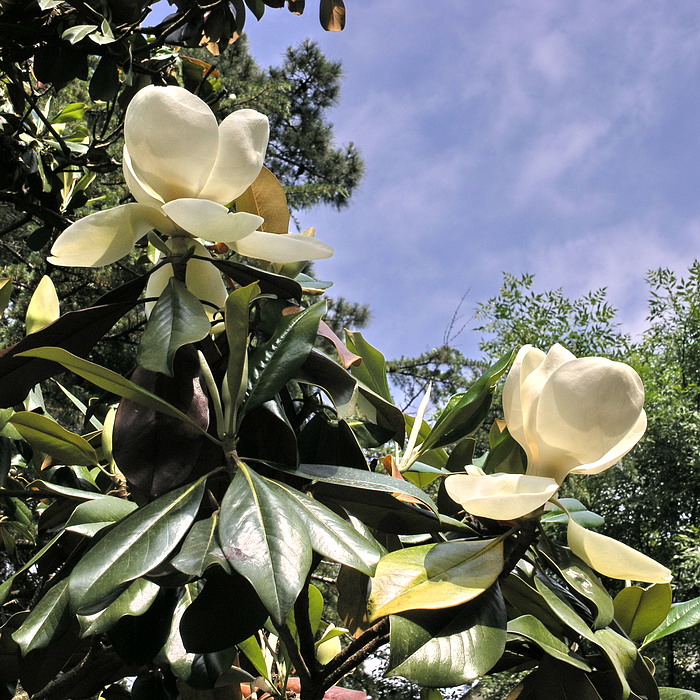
[446,344,670,583]
[49,85,333,310]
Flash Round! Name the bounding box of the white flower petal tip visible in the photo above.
[567,519,672,584]
[162,199,263,243]
[502,344,646,483]
[444,472,558,521]
[199,109,270,204]
[232,231,334,264]
[49,204,170,267]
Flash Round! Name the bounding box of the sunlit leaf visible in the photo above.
[9,411,99,466]
[219,464,312,623]
[17,347,215,441]
[370,539,503,619]
[12,580,70,655]
[171,513,229,577]
[77,578,159,637]
[614,583,673,640]
[345,330,392,402]
[68,475,207,614]
[0,278,12,315]
[25,276,59,335]
[642,595,700,648]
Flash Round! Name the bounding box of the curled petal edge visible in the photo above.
[444,472,558,521]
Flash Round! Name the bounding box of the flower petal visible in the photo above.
[503,345,545,461]
[232,231,334,263]
[444,472,558,521]
[198,109,269,204]
[124,86,219,202]
[161,199,263,243]
[145,241,226,320]
[122,144,164,209]
[49,204,170,267]
[534,357,646,480]
[567,519,672,583]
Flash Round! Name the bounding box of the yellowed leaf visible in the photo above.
[235,166,290,234]
[26,276,59,335]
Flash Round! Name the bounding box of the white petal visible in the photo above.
[124,86,219,202]
[49,204,169,267]
[145,241,226,320]
[161,199,263,243]
[198,109,269,204]
[567,519,672,584]
[444,472,558,521]
[122,144,164,209]
[232,231,334,263]
[503,345,545,462]
[534,357,646,480]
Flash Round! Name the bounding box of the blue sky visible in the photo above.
[152,1,700,361]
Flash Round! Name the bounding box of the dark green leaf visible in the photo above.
[243,302,325,414]
[172,514,229,577]
[89,54,120,101]
[68,475,207,614]
[12,580,71,655]
[387,584,507,687]
[345,330,392,402]
[208,258,301,299]
[420,351,514,452]
[218,464,312,622]
[507,615,592,671]
[77,578,160,637]
[180,568,268,653]
[137,279,211,377]
[244,0,265,19]
[271,481,382,575]
[659,690,700,699]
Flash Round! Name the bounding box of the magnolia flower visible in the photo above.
[446,344,647,520]
[48,85,333,310]
[445,344,669,583]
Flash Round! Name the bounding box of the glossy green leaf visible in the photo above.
[137,278,211,377]
[61,24,97,43]
[345,330,393,402]
[614,583,673,640]
[66,496,137,530]
[420,351,514,452]
[533,577,597,645]
[0,278,12,315]
[77,578,159,637]
[218,464,312,623]
[659,689,700,699]
[9,411,99,466]
[269,462,438,515]
[404,415,448,469]
[89,54,120,101]
[388,584,507,687]
[244,301,325,414]
[370,539,504,619]
[537,541,614,628]
[507,615,592,671]
[483,424,526,475]
[18,347,215,441]
[51,102,88,123]
[642,595,700,648]
[25,479,103,500]
[12,579,70,655]
[237,635,272,683]
[541,499,605,529]
[272,481,382,575]
[529,656,604,699]
[225,283,260,414]
[68,475,207,614]
[163,584,197,681]
[26,276,60,335]
[171,513,229,577]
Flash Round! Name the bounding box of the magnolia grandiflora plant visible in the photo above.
[445,343,671,583]
[49,85,333,314]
